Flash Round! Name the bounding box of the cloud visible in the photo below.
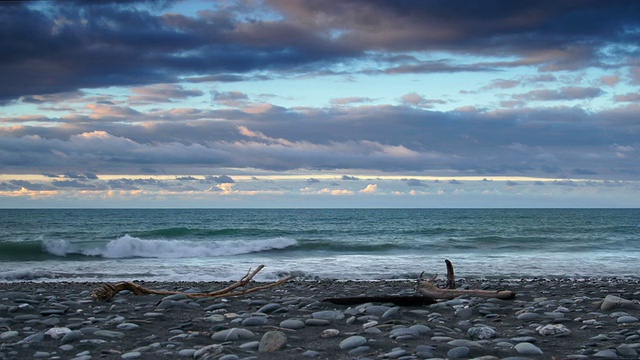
[86,104,141,119]
[599,75,621,87]
[130,84,204,104]
[400,93,446,108]
[481,79,521,90]
[320,188,353,195]
[571,168,598,175]
[614,93,640,102]
[0,101,638,179]
[2,1,639,102]
[404,178,429,187]
[213,91,250,107]
[359,184,377,193]
[330,97,373,105]
[204,175,235,184]
[513,87,604,101]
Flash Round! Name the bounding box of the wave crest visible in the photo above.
[42,235,298,258]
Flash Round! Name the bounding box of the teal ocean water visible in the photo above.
[0,209,638,282]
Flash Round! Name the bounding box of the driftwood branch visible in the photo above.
[91,265,294,302]
[445,259,455,289]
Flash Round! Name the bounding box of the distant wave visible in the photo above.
[40,235,298,259]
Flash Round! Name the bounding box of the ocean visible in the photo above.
[0,208,638,283]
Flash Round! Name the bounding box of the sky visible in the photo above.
[0,0,639,208]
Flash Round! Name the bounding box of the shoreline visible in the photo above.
[2,278,640,359]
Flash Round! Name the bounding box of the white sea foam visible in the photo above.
[42,235,298,258]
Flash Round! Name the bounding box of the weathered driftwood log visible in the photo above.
[418,280,516,300]
[91,265,294,302]
[417,259,516,300]
[321,260,516,305]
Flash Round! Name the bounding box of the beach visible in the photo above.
[2,277,640,359]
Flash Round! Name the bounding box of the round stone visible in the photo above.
[447,346,471,358]
[593,349,618,359]
[0,331,19,340]
[468,325,496,340]
[258,331,287,352]
[339,335,367,350]
[242,316,269,326]
[617,315,639,324]
[515,342,544,355]
[312,310,345,321]
[279,319,305,330]
[517,312,542,321]
[537,324,572,336]
[116,323,140,330]
[121,351,141,359]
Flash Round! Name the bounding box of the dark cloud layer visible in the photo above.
[1,103,637,178]
[1,0,639,101]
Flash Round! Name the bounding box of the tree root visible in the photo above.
[91,265,294,302]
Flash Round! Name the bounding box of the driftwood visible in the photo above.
[418,259,516,300]
[322,259,516,305]
[91,265,294,302]
[418,279,516,300]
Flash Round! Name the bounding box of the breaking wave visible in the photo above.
[40,235,298,259]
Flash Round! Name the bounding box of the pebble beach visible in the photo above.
[2,278,640,360]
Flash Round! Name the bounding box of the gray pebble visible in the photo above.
[178,349,196,357]
[193,344,224,358]
[312,310,345,320]
[242,316,269,326]
[60,330,83,344]
[384,348,408,358]
[617,315,639,323]
[211,328,255,341]
[339,335,367,350]
[258,330,287,352]
[116,322,140,330]
[514,342,544,355]
[593,349,619,358]
[447,346,470,358]
[121,351,141,359]
[219,355,240,360]
[468,325,496,340]
[381,306,400,320]
[389,327,419,339]
[279,319,305,329]
[0,330,19,340]
[257,303,281,313]
[305,318,330,326]
[517,312,542,321]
